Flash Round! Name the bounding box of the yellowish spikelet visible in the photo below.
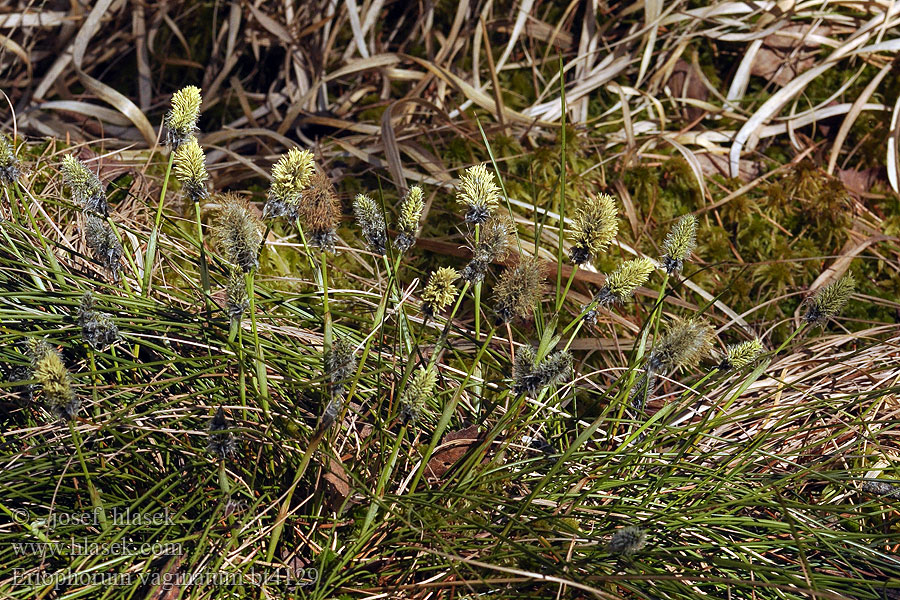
[268,148,315,208]
[213,193,264,272]
[61,155,107,216]
[661,214,698,275]
[353,193,387,255]
[602,258,655,304]
[395,185,424,251]
[173,136,208,201]
[400,367,438,422]
[457,164,501,224]
[719,338,765,370]
[165,86,202,148]
[804,273,856,326]
[569,193,618,265]
[28,339,79,420]
[421,267,459,316]
[649,318,715,372]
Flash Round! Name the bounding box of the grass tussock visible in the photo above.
[0,1,899,599]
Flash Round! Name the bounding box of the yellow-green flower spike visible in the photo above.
[353,193,387,255]
[457,163,501,224]
[662,214,698,275]
[173,136,208,201]
[569,192,618,265]
[493,256,545,323]
[649,318,715,372]
[719,338,765,371]
[265,148,316,218]
[0,133,20,185]
[400,367,438,423]
[165,85,202,149]
[421,267,459,316]
[605,257,655,303]
[395,185,424,252]
[61,154,107,216]
[804,273,856,326]
[212,193,264,272]
[28,339,79,420]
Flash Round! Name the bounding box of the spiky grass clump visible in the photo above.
[569,192,618,265]
[207,406,237,459]
[77,291,119,350]
[512,346,573,396]
[173,136,208,202]
[213,193,263,272]
[585,257,655,323]
[400,367,437,423]
[457,164,501,224]
[225,267,248,324]
[299,172,340,252]
[61,155,107,216]
[661,214,698,275]
[718,338,764,371]
[264,148,315,219]
[608,526,647,556]
[84,214,122,280]
[421,267,459,316]
[493,256,544,323]
[395,185,424,252]
[26,339,78,420]
[804,273,856,326]
[353,193,387,255]
[0,133,20,186]
[165,85,202,149]
[462,215,513,283]
[648,318,715,373]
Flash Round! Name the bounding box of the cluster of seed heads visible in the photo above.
[265,148,315,218]
[173,136,209,202]
[421,267,459,317]
[512,346,573,396]
[804,274,855,326]
[457,164,501,225]
[395,185,424,252]
[493,256,544,323]
[608,526,647,556]
[400,367,437,423]
[165,86,202,149]
[718,338,765,371]
[0,133,20,186]
[569,193,618,265]
[353,193,387,255]
[77,291,119,350]
[207,406,237,459]
[27,339,79,420]
[321,338,358,432]
[213,193,264,272]
[661,214,698,276]
[585,258,655,324]
[462,215,513,283]
[225,268,248,324]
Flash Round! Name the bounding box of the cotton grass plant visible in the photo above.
[0,95,898,600]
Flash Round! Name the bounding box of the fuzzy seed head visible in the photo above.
[165,86,202,149]
[27,340,78,420]
[493,256,545,323]
[225,268,248,323]
[299,172,340,252]
[77,291,119,350]
[662,214,698,275]
[173,136,208,201]
[84,214,122,281]
[457,164,501,224]
[804,273,856,326]
[61,155,107,216]
[608,526,647,556]
[0,133,20,185]
[421,267,459,316]
[569,193,618,265]
[719,338,764,371]
[462,215,513,282]
[213,193,263,272]
[512,346,573,396]
[207,406,237,459]
[325,338,357,398]
[395,185,424,252]
[400,367,437,423]
[649,318,715,373]
[603,257,655,303]
[353,193,387,255]
[267,148,315,211]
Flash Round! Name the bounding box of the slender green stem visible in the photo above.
[246,271,268,414]
[555,264,578,313]
[143,152,175,295]
[360,424,407,534]
[193,199,212,312]
[69,421,106,529]
[321,250,332,352]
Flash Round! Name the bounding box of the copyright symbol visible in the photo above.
[10,507,28,521]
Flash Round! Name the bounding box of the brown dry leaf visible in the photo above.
[426,425,480,478]
[322,455,350,511]
[667,59,708,121]
[751,24,830,87]
[838,168,880,195]
[695,153,762,182]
